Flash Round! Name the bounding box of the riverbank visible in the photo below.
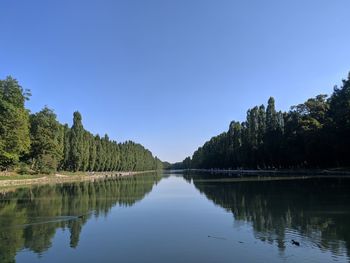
[0,170,156,189]
[179,168,350,176]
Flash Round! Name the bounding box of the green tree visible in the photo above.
[61,124,71,170]
[265,97,280,167]
[94,135,103,171]
[328,74,350,166]
[29,107,64,173]
[81,131,91,172]
[0,77,31,170]
[69,112,84,171]
[88,134,97,171]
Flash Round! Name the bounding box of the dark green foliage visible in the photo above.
[162,161,172,169]
[88,134,97,171]
[69,112,84,172]
[94,135,103,171]
[17,163,31,175]
[183,73,350,170]
[328,75,350,165]
[118,141,158,171]
[81,131,91,172]
[61,124,71,170]
[0,76,162,173]
[29,107,63,174]
[0,77,31,169]
[61,114,161,172]
[182,157,191,169]
[102,134,110,171]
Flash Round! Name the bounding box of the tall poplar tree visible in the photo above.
[88,134,97,171]
[61,124,71,170]
[69,112,84,172]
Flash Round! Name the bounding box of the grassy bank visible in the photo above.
[0,170,156,189]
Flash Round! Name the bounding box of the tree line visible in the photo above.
[0,76,163,174]
[178,73,350,169]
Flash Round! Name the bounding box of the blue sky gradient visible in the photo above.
[1,0,350,162]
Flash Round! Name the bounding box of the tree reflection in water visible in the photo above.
[184,174,350,258]
[0,173,161,263]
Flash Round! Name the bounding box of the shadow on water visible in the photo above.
[0,173,161,263]
[183,172,350,260]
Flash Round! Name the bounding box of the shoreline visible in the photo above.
[174,168,350,176]
[0,170,156,189]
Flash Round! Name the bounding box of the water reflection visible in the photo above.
[1,172,350,263]
[184,173,350,259]
[0,173,161,263]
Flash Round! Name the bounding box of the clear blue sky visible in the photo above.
[1,0,350,163]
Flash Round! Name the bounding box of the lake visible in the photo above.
[1,171,350,263]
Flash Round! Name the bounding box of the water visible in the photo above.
[0,172,350,263]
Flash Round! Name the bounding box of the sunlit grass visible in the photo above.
[0,174,44,180]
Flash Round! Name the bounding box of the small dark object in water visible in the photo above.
[291,240,300,246]
[208,235,226,240]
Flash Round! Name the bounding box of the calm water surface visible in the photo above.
[1,172,350,262]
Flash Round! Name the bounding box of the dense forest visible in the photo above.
[178,73,350,169]
[0,76,163,174]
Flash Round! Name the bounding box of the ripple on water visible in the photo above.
[283,228,349,262]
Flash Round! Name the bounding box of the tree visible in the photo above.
[228,121,242,168]
[0,76,162,174]
[69,112,84,171]
[328,74,350,164]
[81,131,91,172]
[182,157,191,169]
[29,107,63,173]
[94,135,103,171]
[61,124,71,170]
[288,95,330,167]
[183,73,350,170]
[265,97,280,167]
[88,134,97,171]
[0,77,31,170]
